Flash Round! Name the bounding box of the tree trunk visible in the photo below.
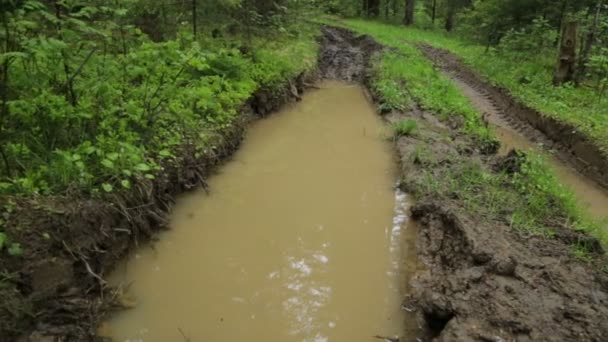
[445,0,456,32]
[576,0,603,84]
[431,0,437,24]
[392,0,398,17]
[385,0,390,19]
[192,0,197,39]
[403,0,414,25]
[553,21,578,85]
[0,10,12,177]
[557,0,569,37]
[368,0,380,17]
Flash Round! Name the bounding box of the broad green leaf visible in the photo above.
[8,243,23,257]
[121,179,131,189]
[102,183,113,192]
[135,163,151,171]
[101,159,114,169]
[0,232,7,250]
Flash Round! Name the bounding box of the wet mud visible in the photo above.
[321,26,608,341]
[419,44,608,190]
[0,71,315,341]
[447,72,608,219]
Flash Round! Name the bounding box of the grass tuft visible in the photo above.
[393,119,418,137]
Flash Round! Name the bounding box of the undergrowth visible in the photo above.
[344,19,608,156]
[392,119,418,137]
[328,18,608,251]
[409,144,607,248]
[0,19,317,197]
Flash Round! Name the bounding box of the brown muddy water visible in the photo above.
[104,81,419,341]
[451,77,608,220]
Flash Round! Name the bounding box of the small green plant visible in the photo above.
[0,232,22,257]
[393,119,418,137]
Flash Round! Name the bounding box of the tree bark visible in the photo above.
[0,10,12,177]
[192,0,197,39]
[368,0,380,17]
[403,0,415,25]
[431,0,437,24]
[445,0,456,31]
[553,21,578,85]
[576,0,603,84]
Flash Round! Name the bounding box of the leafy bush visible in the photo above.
[499,17,557,55]
[0,2,318,197]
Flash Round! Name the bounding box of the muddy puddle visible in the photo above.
[451,77,608,220]
[103,81,418,341]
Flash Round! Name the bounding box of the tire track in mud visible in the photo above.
[418,44,608,191]
[446,71,608,219]
[321,27,608,342]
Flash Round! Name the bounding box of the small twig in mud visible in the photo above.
[373,335,399,342]
[303,82,320,89]
[178,327,191,342]
[81,257,107,285]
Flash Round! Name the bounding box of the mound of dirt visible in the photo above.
[411,200,608,341]
[318,26,382,82]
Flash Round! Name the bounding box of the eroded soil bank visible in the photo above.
[105,80,411,342]
[420,45,608,191]
[321,26,608,341]
[0,70,314,341]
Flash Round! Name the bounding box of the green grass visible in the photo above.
[410,144,607,248]
[355,21,496,149]
[392,119,418,137]
[327,18,608,250]
[343,19,608,156]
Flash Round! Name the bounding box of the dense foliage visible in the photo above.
[0,0,318,197]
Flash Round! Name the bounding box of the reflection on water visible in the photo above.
[105,81,417,341]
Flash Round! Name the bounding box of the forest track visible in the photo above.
[321,26,608,341]
[419,44,608,190]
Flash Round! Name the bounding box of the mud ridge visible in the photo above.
[419,44,608,189]
[0,73,315,341]
[318,25,382,82]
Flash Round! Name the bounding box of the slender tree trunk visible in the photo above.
[368,0,380,17]
[192,0,197,39]
[385,0,390,19]
[557,0,569,37]
[553,21,578,85]
[403,0,415,25]
[392,0,398,17]
[576,0,603,84]
[445,0,456,32]
[0,10,12,177]
[431,0,437,24]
